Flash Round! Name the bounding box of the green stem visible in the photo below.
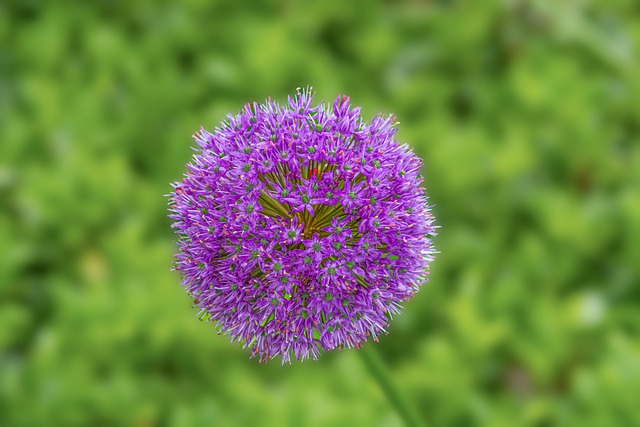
[358,345,426,427]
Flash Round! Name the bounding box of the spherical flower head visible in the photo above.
[168,88,436,363]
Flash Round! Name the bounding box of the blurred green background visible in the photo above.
[1,0,639,426]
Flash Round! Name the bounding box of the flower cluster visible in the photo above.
[169,89,436,363]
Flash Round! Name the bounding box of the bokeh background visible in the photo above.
[2,0,639,426]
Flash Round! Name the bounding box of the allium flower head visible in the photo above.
[169,89,436,363]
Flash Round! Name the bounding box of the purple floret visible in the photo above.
[168,88,436,363]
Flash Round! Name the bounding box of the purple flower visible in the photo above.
[168,88,436,363]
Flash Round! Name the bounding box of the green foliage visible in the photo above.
[1,0,639,426]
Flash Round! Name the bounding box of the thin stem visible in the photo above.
[358,345,426,427]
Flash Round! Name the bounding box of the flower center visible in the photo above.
[226,168,376,287]
[255,166,364,241]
